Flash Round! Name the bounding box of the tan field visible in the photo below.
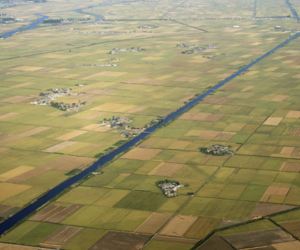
[0,112,19,120]
[0,183,31,202]
[121,148,162,161]
[260,186,291,202]
[135,212,173,234]
[159,215,198,237]
[152,163,184,177]
[56,130,87,141]
[43,141,78,153]
[286,111,300,119]
[263,117,283,126]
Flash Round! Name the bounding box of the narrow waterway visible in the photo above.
[0,14,48,38]
[286,0,299,20]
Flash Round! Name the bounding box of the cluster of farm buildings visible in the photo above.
[109,47,144,54]
[205,145,229,155]
[181,44,218,54]
[30,88,86,111]
[157,180,184,198]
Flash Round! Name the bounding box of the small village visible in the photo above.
[30,88,86,111]
[99,116,133,129]
[202,145,231,155]
[182,44,218,54]
[156,180,184,198]
[177,43,198,48]
[109,47,144,54]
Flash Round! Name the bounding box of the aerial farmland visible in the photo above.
[0,0,300,249]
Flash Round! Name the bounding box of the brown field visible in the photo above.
[263,117,283,126]
[272,241,300,250]
[213,132,236,141]
[0,243,51,250]
[179,112,211,121]
[121,148,162,161]
[197,131,220,141]
[249,203,296,220]
[221,85,237,91]
[285,111,300,119]
[292,74,300,78]
[0,204,13,214]
[0,148,9,153]
[159,215,198,237]
[222,229,295,249]
[0,112,19,120]
[43,141,77,153]
[56,130,87,140]
[155,236,199,244]
[291,128,300,137]
[202,96,232,104]
[39,226,84,248]
[125,106,148,114]
[80,112,106,120]
[281,147,295,155]
[280,163,300,172]
[271,95,289,102]
[279,221,300,238]
[198,234,234,250]
[152,163,184,177]
[260,186,290,202]
[205,114,225,122]
[135,212,173,234]
[241,86,254,92]
[29,204,83,223]
[89,231,151,250]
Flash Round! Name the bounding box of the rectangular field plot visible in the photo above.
[113,191,166,211]
[222,229,295,249]
[159,215,198,237]
[39,226,84,248]
[89,231,151,250]
[29,204,83,223]
[135,212,173,234]
[121,148,162,161]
